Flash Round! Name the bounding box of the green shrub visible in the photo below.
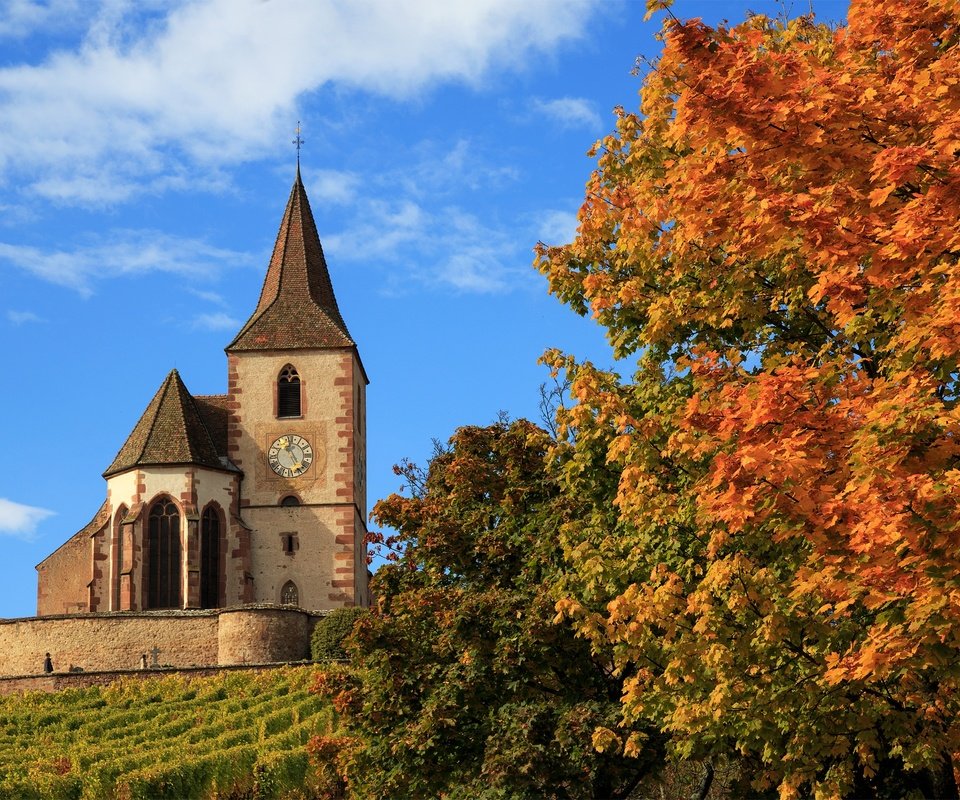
[310,607,367,661]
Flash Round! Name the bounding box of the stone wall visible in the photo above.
[37,504,108,616]
[228,350,368,609]
[218,608,311,664]
[0,606,321,678]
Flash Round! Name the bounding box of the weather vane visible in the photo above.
[293,121,304,166]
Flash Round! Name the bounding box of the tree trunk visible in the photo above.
[930,751,959,800]
[692,760,714,800]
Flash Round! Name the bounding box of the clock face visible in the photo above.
[268,434,314,478]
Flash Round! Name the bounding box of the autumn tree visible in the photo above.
[536,0,960,797]
[314,420,661,799]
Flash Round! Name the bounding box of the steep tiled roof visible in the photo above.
[227,169,354,352]
[194,394,230,457]
[103,370,234,477]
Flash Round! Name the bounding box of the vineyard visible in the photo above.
[0,666,332,799]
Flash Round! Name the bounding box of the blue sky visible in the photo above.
[0,0,848,618]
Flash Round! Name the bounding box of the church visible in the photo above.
[35,169,370,619]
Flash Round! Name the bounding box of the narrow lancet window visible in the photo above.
[147,500,181,609]
[200,506,221,609]
[278,365,301,418]
[114,506,128,611]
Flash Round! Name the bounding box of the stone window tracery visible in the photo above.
[280,580,299,606]
[147,499,181,610]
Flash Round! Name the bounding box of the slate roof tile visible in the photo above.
[227,169,354,352]
[103,370,232,477]
[194,394,230,456]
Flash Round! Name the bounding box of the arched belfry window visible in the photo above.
[147,499,181,609]
[281,580,299,606]
[278,365,301,418]
[200,506,221,609]
[280,495,300,507]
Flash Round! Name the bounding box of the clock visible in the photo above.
[268,434,314,478]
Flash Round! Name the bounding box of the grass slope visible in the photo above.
[0,666,332,800]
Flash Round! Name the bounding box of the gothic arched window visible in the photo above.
[114,505,128,611]
[278,365,301,418]
[147,499,181,609]
[200,505,221,609]
[280,580,299,606]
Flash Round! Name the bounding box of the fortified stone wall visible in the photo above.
[0,663,303,697]
[217,608,311,664]
[0,606,321,678]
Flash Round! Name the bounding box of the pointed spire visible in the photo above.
[103,369,230,477]
[226,173,354,352]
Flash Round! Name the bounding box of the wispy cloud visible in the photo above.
[186,288,228,306]
[325,200,525,294]
[0,0,597,204]
[306,169,361,205]
[6,309,46,325]
[399,139,518,198]
[191,311,239,331]
[531,97,603,130]
[536,209,579,246]
[0,0,86,39]
[0,498,55,539]
[0,230,254,295]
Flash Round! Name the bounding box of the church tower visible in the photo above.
[224,169,369,610]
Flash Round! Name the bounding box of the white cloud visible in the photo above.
[191,311,240,331]
[0,498,54,539]
[0,0,598,203]
[0,230,253,295]
[536,209,579,245]
[6,309,46,324]
[532,96,603,130]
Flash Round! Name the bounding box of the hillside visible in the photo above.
[0,666,331,799]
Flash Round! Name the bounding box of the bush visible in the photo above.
[310,608,367,661]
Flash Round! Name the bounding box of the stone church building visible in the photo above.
[35,170,369,620]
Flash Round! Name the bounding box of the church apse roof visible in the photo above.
[226,169,354,352]
[103,370,234,478]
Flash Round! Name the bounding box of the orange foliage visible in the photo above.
[537,0,960,796]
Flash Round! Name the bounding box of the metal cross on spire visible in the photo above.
[292,121,304,167]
